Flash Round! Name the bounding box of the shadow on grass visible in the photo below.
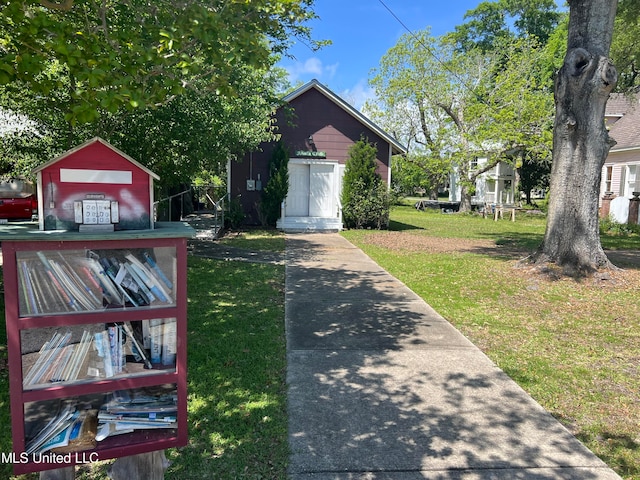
[388,219,425,231]
[451,231,545,262]
[574,431,640,479]
[432,228,640,271]
[604,250,640,270]
[166,257,288,480]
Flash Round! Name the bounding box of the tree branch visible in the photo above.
[436,101,464,132]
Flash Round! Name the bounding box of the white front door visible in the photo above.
[309,164,334,217]
[286,164,310,216]
[285,162,336,218]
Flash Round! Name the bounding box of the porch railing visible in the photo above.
[154,188,192,222]
[154,186,228,237]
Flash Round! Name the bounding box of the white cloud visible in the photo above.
[301,58,324,75]
[283,57,339,84]
[340,79,377,111]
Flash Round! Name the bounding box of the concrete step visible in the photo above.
[277,216,343,232]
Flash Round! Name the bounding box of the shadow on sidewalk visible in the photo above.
[285,235,619,479]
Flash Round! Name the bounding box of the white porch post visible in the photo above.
[494,163,500,204]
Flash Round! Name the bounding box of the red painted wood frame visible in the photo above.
[2,235,188,475]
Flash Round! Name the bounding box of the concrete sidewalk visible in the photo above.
[285,233,622,480]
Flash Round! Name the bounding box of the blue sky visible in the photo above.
[278,0,485,109]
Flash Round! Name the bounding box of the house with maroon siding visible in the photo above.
[229,79,406,231]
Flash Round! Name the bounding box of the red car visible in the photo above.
[0,192,37,220]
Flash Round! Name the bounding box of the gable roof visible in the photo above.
[606,94,640,152]
[282,79,407,155]
[32,136,160,180]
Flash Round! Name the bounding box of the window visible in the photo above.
[604,166,613,193]
[626,165,640,197]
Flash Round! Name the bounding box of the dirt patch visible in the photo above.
[362,231,640,268]
[362,231,530,259]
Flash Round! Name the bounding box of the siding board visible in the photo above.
[231,81,403,224]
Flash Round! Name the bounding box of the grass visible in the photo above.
[1,208,639,478]
[0,255,287,480]
[217,228,285,252]
[169,257,287,480]
[390,204,548,250]
[342,205,640,480]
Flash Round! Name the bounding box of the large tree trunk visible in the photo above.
[459,185,473,212]
[534,0,618,276]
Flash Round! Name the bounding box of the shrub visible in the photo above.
[599,215,640,236]
[343,178,391,229]
[260,141,289,226]
[341,136,390,229]
[225,196,245,229]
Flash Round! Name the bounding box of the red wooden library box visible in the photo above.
[33,137,159,232]
[1,138,194,474]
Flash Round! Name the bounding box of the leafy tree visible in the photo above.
[367,30,455,202]
[610,0,640,91]
[443,0,562,210]
[0,106,54,178]
[260,140,289,226]
[538,14,569,84]
[370,31,553,212]
[0,63,287,194]
[531,0,618,275]
[447,1,511,53]
[341,136,389,229]
[390,154,450,199]
[101,66,285,191]
[0,0,321,123]
[0,0,317,191]
[518,152,551,205]
[0,61,95,176]
[448,0,562,52]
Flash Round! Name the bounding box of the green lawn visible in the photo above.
[343,206,640,480]
[1,208,639,479]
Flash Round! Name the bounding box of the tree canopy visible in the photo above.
[447,0,562,52]
[368,30,554,210]
[610,0,640,90]
[0,0,320,123]
[0,0,320,191]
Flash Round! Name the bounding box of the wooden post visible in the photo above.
[107,451,169,480]
[40,467,75,480]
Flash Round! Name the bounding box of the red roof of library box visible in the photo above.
[33,137,159,231]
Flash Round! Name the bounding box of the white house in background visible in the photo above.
[601,94,640,202]
[449,158,516,207]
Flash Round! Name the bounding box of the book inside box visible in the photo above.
[23,384,178,457]
[17,247,177,317]
[21,319,177,390]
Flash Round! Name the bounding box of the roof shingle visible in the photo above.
[607,94,640,151]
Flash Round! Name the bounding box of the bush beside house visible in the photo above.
[260,141,289,226]
[341,137,391,229]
